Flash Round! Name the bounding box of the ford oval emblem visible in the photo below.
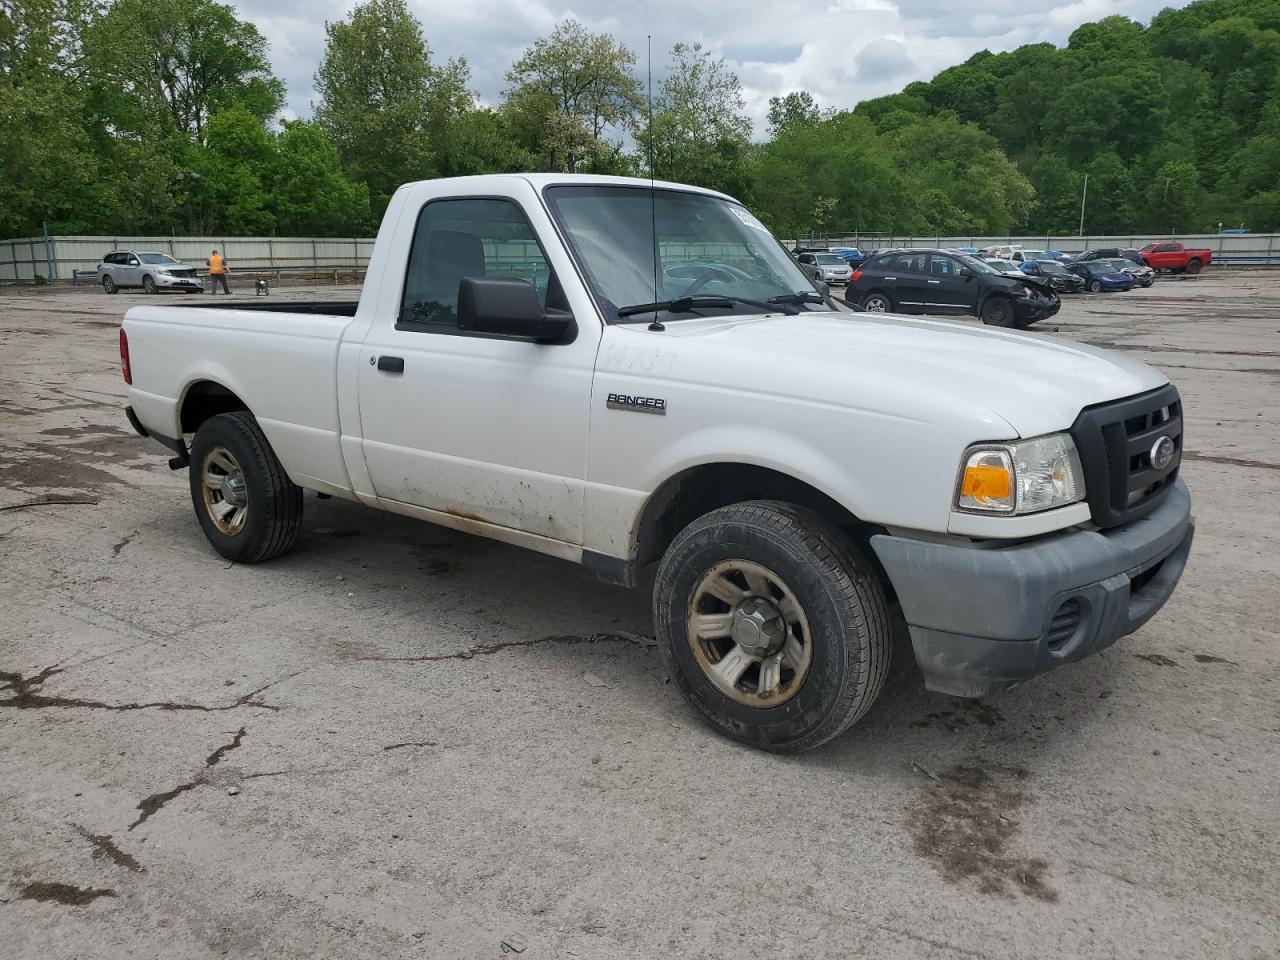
[1151,436,1176,470]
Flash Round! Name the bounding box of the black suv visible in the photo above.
[847,249,1060,327]
[1072,247,1142,264]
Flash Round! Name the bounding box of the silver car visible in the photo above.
[98,250,204,294]
[796,252,853,285]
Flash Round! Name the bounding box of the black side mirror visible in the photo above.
[457,277,575,344]
[959,267,975,279]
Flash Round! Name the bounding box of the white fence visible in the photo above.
[791,233,1280,264]
[0,234,375,284]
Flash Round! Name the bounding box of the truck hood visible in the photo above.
[649,310,1168,438]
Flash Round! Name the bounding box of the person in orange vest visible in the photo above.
[207,249,230,294]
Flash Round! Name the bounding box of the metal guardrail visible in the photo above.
[70,263,368,287]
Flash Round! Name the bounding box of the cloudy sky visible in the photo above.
[240,0,1187,137]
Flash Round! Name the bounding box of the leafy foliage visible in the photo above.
[7,0,1280,243]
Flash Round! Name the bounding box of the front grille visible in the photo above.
[1047,599,1083,650]
[1069,384,1182,528]
[170,268,196,278]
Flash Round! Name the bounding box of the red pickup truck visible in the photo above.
[1139,241,1211,273]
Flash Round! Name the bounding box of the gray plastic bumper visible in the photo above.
[870,479,1193,697]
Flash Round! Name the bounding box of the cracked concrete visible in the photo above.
[1,282,1277,959]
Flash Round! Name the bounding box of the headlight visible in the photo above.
[956,433,1084,515]
[1020,284,1039,297]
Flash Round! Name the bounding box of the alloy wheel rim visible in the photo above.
[200,446,249,535]
[687,559,812,708]
[865,297,888,312]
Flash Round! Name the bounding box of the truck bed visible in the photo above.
[172,300,360,316]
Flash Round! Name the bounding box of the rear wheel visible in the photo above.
[1186,258,1203,275]
[101,276,116,295]
[188,412,302,564]
[980,295,1017,326]
[860,291,892,312]
[653,501,891,753]
[142,275,157,294]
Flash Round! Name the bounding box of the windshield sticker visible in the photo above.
[730,207,768,232]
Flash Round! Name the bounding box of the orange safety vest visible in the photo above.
[209,253,226,275]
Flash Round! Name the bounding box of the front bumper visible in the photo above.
[155,273,204,289]
[1013,293,1060,323]
[870,479,1193,697]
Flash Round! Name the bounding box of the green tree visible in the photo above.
[767,91,825,136]
[502,19,643,172]
[315,0,445,216]
[640,43,752,197]
[271,121,370,235]
[85,0,283,138]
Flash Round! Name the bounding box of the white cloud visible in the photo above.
[236,0,1188,138]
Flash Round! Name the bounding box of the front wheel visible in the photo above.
[653,501,891,753]
[188,411,303,563]
[1089,280,1103,293]
[142,275,157,294]
[980,296,1017,326]
[101,276,117,295]
[860,291,892,312]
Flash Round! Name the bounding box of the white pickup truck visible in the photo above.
[121,174,1193,752]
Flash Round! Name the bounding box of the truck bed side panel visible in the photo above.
[123,306,354,494]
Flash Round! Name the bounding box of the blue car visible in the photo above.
[1068,261,1134,292]
[829,246,865,268]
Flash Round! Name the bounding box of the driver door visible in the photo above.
[120,254,142,286]
[924,254,974,313]
[356,195,598,545]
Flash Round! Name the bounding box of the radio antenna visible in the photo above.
[647,34,663,332]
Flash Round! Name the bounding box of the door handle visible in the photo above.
[928,279,941,284]
[377,355,404,373]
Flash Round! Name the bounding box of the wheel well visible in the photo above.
[633,463,887,586]
[180,381,249,434]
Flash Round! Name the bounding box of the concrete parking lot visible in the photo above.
[1,278,1276,959]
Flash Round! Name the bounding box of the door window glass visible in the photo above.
[400,198,551,328]
[886,253,927,273]
[929,255,960,276]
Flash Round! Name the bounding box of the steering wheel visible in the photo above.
[677,263,738,298]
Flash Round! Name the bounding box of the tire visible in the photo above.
[142,275,157,294]
[188,411,303,564]
[653,500,891,753]
[860,291,892,312]
[1186,258,1203,275]
[980,295,1017,326]
[101,276,116,295]
[1089,280,1103,293]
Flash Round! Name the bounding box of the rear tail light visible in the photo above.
[119,328,131,384]
[850,270,863,282]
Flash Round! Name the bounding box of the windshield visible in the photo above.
[815,254,845,265]
[137,252,178,264]
[986,259,1020,272]
[1035,259,1069,275]
[543,185,825,320]
[1103,260,1134,271]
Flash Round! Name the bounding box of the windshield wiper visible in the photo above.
[616,295,797,318]
[768,291,827,306]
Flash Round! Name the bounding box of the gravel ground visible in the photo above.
[1,277,1276,959]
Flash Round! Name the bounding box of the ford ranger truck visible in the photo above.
[120,174,1194,753]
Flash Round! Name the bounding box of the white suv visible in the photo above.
[98,251,204,295]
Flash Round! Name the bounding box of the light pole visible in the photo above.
[1078,173,1088,237]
